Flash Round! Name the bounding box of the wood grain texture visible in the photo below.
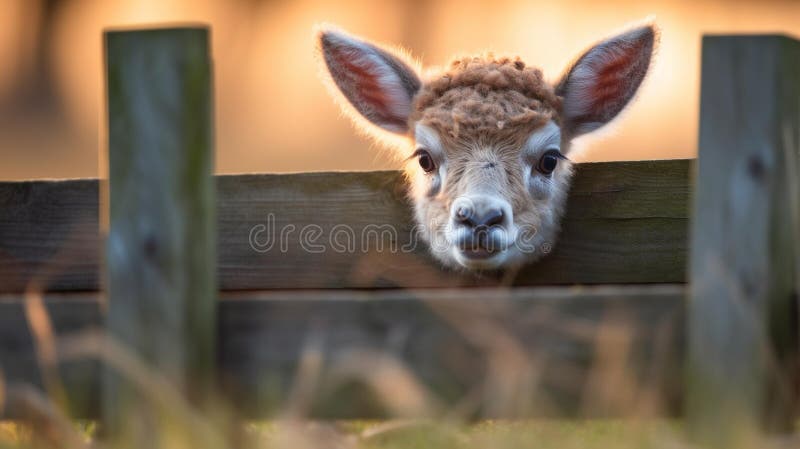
[0,159,690,292]
[0,179,99,291]
[103,27,216,435]
[0,285,685,419]
[687,35,800,445]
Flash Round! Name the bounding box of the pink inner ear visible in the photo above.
[560,25,655,135]
[336,52,393,113]
[590,40,647,111]
[321,33,416,133]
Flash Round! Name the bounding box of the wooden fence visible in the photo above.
[0,27,798,447]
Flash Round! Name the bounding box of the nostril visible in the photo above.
[481,209,504,228]
[455,207,476,227]
[454,206,505,229]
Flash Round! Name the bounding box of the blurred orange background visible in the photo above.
[1,0,799,180]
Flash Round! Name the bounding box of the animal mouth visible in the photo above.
[456,233,506,260]
[449,225,513,267]
[459,245,501,260]
[453,244,508,269]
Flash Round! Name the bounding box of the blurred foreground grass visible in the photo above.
[5,290,797,449]
[0,420,658,449]
[247,419,685,449]
[1,419,797,449]
[0,420,674,448]
[0,412,800,449]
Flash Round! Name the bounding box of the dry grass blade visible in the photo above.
[3,384,88,449]
[0,370,5,417]
[267,421,357,449]
[56,330,228,449]
[358,419,458,441]
[23,286,69,414]
[638,307,682,417]
[327,349,440,418]
[282,331,325,420]
[581,307,638,415]
[418,292,545,417]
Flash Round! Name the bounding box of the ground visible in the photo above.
[2,419,798,449]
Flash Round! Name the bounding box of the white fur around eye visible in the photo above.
[414,124,447,197]
[523,121,562,198]
[525,121,561,153]
[529,171,554,200]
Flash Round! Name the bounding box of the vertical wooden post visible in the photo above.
[103,27,216,443]
[688,35,800,446]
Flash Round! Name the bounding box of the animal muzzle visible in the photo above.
[450,195,514,256]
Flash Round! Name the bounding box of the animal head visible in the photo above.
[317,23,656,270]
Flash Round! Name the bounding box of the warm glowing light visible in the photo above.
[51,0,225,140]
[2,0,800,179]
[0,1,40,98]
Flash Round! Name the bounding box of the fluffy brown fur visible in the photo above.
[410,55,561,142]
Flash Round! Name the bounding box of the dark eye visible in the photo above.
[536,149,562,175]
[415,149,437,173]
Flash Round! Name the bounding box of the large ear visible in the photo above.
[556,24,657,137]
[317,27,422,134]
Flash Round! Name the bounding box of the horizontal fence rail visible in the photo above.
[0,159,690,292]
[0,284,684,419]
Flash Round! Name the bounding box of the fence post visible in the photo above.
[102,27,216,443]
[688,35,800,446]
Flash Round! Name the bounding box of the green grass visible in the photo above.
[4,418,800,448]
[245,419,687,449]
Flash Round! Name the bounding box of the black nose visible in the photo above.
[455,207,505,229]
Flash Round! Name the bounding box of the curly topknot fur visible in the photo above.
[411,55,561,140]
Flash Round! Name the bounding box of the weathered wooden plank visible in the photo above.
[220,285,685,419]
[0,285,685,419]
[687,35,800,446]
[103,27,216,438]
[0,159,690,292]
[0,179,99,291]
